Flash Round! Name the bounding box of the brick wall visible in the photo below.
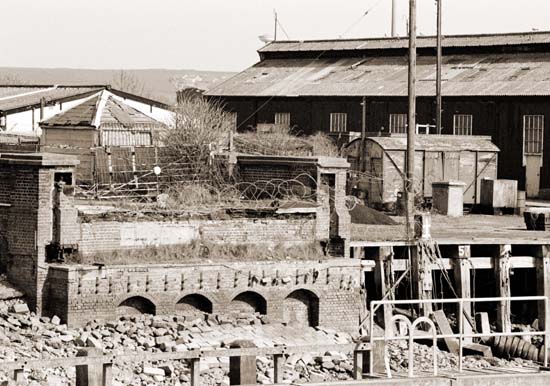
[47,259,363,333]
[0,153,78,313]
[77,215,316,257]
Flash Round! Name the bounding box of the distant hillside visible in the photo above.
[0,67,236,105]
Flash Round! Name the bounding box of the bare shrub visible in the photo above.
[234,129,338,157]
[162,96,233,185]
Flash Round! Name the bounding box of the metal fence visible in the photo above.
[368,296,550,377]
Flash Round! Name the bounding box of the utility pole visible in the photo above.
[436,0,443,134]
[274,10,278,41]
[406,0,417,237]
[391,0,398,37]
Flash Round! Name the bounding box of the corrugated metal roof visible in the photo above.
[259,31,550,53]
[207,52,550,97]
[42,91,164,128]
[0,86,103,113]
[361,134,500,152]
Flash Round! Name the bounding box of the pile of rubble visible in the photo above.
[0,305,356,386]
[0,302,541,386]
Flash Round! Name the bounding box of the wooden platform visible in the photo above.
[351,214,550,247]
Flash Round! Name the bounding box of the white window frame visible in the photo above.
[523,114,544,155]
[453,114,473,135]
[389,114,407,134]
[330,113,347,133]
[274,112,291,127]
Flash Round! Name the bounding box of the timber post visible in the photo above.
[374,246,394,334]
[494,244,512,333]
[536,244,550,361]
[75,348,103,386]
[452,245,473,343]
[411,245,433,317]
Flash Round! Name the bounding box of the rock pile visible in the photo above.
[0,306,356,386]
[0,302,541,386]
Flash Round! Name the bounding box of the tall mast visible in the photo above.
[391,0,398,36]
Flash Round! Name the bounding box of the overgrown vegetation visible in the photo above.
[234,129,339,157]
[162,96,233,186]
[66,240,328,265]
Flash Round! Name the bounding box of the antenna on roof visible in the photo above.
[274,9,278,41]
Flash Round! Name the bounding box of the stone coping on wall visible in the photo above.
[48,258,361,273]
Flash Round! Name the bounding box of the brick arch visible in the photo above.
[176,294,213,314]
[231,291,267,315]
[117,295,156,317]
[283,289,319,327]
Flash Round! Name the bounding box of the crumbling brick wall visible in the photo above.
[76,215,316,257]
[47,259,363,333]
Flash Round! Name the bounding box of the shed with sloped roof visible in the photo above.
[343,134,499,206]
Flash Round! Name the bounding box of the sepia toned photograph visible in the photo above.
[0,0,549,385]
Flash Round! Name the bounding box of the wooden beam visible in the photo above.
[374,246,394,333]
[273,354,284,384]
[536,244,550,361]
[410,245,433,316]
[189,358,200,386]
[452,245,473,343]
[494,244,512,333]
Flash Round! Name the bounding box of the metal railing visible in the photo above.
[369,295,550,377]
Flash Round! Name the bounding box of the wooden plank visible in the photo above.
[433,309,459,354]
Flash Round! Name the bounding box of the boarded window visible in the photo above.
[389,114,407,134]
[453,114,473,135]
[274,112,291,127]
[330,113,347,133]
[523,115,544,155]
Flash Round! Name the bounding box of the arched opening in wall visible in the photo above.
[117,296,156,317]
[231,291,267,315]
[176,294,213,316]
[283,289,320,327]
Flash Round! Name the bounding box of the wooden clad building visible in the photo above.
[40,90,168,184]
[207,31,550,198]
[343,134,499,206]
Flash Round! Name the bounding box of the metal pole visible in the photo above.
[391,0,398,37]
[406,0,417,237]
[274,10,278,41]
[361,96,367,172]
[436,0,443,134]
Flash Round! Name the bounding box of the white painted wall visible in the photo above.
[5,95,97,134]
[4,90,175,135]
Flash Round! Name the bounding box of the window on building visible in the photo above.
[389,114,407,134]
[274,112,291,127]
[453,114,473,135]
[329,113,347,133]
[523,115,544,155]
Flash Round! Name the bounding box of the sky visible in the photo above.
[1,0,550,72]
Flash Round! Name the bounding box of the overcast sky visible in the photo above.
[1,0,549,72]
